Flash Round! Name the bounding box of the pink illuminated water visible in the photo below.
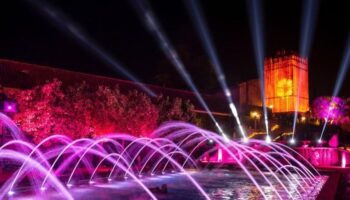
[0,118,326,200]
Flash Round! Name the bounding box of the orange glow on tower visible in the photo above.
[264,52,309,113]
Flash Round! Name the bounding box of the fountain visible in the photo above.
[0,0,345,199]
[0,114,326,200]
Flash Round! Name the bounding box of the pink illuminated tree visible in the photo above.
[7,80,195,143]
[312,97,346,124]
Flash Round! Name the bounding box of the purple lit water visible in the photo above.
[12,170,326,200]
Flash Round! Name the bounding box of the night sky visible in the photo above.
[0,0,349,99]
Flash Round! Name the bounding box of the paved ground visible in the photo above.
[336,172,350,200]
[316,167,350,200]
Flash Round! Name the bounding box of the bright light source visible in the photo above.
[317,139,322,144]
[108,178,112,182]
[40,187,46,191]
[138,174,143,178]
[8,190,15,196]
[208,139,214,144]
[250,111,261,119]
[265,135,271,143]
[3,101,17,113]
[217,148,223,162]
[89,180,95,185]
[242,137,249,143]
[342,155,346,168]
[290,138,296,144]
[66,183,72,188]
[224,89,231,97]
[301,116,306,122]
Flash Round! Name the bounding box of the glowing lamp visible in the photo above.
[40,187,46,191]
[265,135,271,143]
[225,89,231,97]
[242,137,249,143]
[301,116,306,122]
[317,139,322,144]
[250,111,261,119]
[3,101,17,113]
[289,138,296,145]
[217,148,223,162]
[66,183,73,188]
[108,178,112,182]
[341,155,346,168]
[8,190,15,196]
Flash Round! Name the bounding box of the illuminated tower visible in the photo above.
[264,51,309,113]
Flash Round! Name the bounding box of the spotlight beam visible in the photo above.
[247,0,269,137]
[332,34,350,98]
[293,0,319,141]
[319,32,350,141]
[25,0,156,97]
[300,0,319,58]
[131,0,228,139]
[185,0,247,140]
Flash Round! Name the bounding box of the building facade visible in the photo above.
[264,52,309,113]
[238,79,262,107]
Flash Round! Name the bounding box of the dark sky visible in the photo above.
[0,0,349,99]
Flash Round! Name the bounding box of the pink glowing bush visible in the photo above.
[312,96,346,123]
[5,80,196,143]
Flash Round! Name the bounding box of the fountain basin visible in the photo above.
[9,170,327,200]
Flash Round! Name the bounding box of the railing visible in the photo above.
[296,147,350,167]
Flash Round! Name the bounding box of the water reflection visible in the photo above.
[14,169,326,200]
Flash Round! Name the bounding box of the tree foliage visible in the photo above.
[7,80,196,143]
[312,97,346,123]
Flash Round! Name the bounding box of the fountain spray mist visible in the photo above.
[247,0,270,142]
[131,0,229,141]
[292,0,319,144]
[319,32,350,142]
[25,0,155,97]
[185,0,247,141]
